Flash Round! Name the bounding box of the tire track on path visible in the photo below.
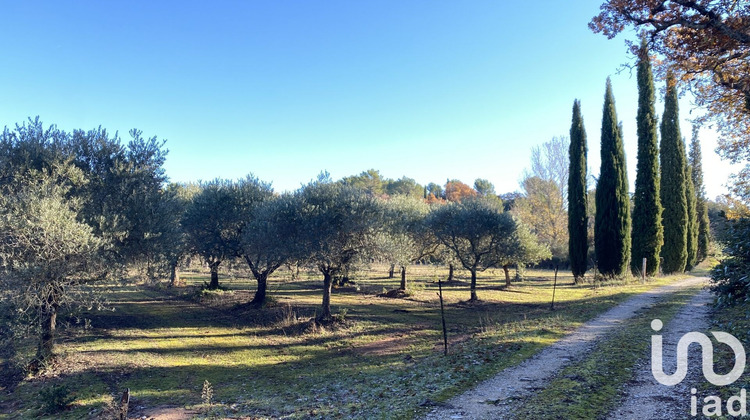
[424,276,709,420]
[608,285,712,419]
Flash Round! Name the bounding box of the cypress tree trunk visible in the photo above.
[660,74,689,274]
[400,266,407,290]
[568,99,589,282]
[469,268,478,301]
[631,40,663,277]
[208,261,220,289]
[595,78,631,277]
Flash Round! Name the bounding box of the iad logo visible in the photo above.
[650,318,746,386]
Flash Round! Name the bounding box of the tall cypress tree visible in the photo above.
[595,78,631,277]
[568,99,588,282]
[685,152,699,270]
[689,126,711,262]
[630,40,663,277]
[660,74,689,274]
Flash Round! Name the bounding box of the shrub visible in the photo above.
[39,384,75,413]
[711,218,750,306]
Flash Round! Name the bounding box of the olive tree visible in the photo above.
[241,193,304,306]
[497,221,552,287]
[427,197,516,301]
[183,176,273,289]
[0,181,105,363]
[378,196,439,291]
[296,180,385,320]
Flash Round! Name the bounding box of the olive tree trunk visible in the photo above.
[321,271,333,320]
[250,274,268,306]
[470,269,478,301]
[503,265,511,287]
[37,303,58,362]
[208,262,220,290]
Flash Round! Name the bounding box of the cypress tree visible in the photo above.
[630,40,663,277]
[595,78,631,277]
[660,74,689,273]
[689,127,711,261]
[685,152,699,270]
[568,99,588,282]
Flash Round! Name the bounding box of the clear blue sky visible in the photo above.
[0,0,736,198]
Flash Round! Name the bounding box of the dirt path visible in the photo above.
[424,276,709,420]
[607,286,712,419]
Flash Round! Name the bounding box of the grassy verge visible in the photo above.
[513,282,704,419]
[0,265,696,419]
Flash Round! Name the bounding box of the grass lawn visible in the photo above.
[0,263,698,419]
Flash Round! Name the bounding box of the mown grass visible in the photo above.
[0,264,697,419]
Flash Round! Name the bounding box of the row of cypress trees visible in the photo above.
[568,39,711,280]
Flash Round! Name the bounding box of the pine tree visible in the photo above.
[595,78,631,277]
[568,99,588,282]
[630,40,663,277]
[685,152,699,270]
[688,127,711,262]
[660,74,689,273]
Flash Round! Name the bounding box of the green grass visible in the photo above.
[0,264,698,419]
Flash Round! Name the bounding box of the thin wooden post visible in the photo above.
[550,265,559,310]
[642,257,647,283]
[438,277,448,355]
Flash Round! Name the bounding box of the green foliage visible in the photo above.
[427,197,546,300]
[0,118,172,279]
[568,99,589,280]
[473,178,496,196]
[426,182,444,199]
[630,40,663,277]
[384,176,424,198]
[685,158,699,270]
[595,78,631,277]
[39,384,75,413]
[660,74,689,274]
[710,217,750,305]
[182,176,273,289]
[295,180,386,318]
[377,196,437,290]
[0,179,105,361]
[341,169,385,195]
[689,128,711,261]
[242,193,308,304]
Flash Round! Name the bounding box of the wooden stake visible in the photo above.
[438,277,448,355]
[550,265,559,310]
